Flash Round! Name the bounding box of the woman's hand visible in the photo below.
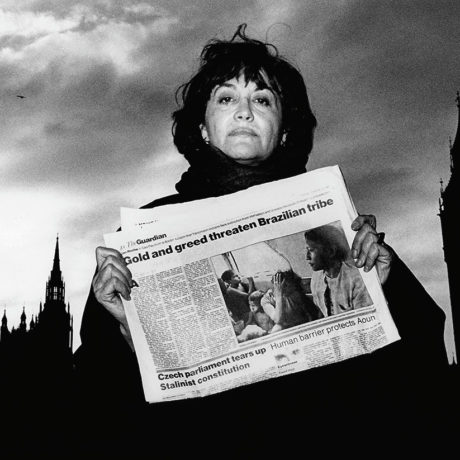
[351,215,394,285]
[273,272,285,298]
[272,272,285,325]
[92,246,134,350]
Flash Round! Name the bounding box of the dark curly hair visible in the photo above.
[221,269,236,283]
[172,24,317,169]
[271,270,305,291]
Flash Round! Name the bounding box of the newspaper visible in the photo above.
[104,165,400,403]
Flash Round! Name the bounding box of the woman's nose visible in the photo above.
[234,98,254,121]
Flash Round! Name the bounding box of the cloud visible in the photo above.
[0,9,78,40]
[0,14,181,190]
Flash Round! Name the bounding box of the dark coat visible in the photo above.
[73,193,452,456]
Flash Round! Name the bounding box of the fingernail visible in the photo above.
[364,266,369,272]
[351,249,358,259]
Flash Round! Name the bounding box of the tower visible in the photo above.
[439,91,460,363]
[0,238,74,453]
[19,307,27,333]
[45,236,65,304]
[36,236,73,353]
[1,309,10,343]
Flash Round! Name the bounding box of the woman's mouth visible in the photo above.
[229,128,257,136]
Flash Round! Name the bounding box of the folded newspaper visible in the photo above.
[104,165,400,403]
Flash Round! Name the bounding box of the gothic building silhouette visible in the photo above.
[0,236,75,454]
[0,236,73,396]
[439,92,460,364]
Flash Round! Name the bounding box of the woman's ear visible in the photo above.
[281,131,287,147]
[200,124,209,144]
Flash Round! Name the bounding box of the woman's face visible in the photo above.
[201,75,283,166]
[305,239,329,272]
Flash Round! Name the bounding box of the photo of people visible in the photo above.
[259,271,322,333]
[211,220,373,343]
[305,223,373,317]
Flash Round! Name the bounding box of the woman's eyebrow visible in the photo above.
[210,83,235,97]
[211,82,276,98]
[215,82,236,90]
[256,86,278,98]
[215,82,273,91]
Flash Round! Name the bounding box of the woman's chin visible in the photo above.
[223,149,271,166]
[218,139,272,166]
[233,158,263,166]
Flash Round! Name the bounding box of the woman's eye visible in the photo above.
[254,97,271,106]
[218,96,233,104]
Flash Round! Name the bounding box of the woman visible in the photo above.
[305,224,373,316]
[74,25,448,454]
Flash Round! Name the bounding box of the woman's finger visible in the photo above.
[94,278,131,327]
[363,242,380,272]
[98,254,133,286]
[351,214,377,231]
[94,276,131,304]
[95,246,133,286]
[94,244,133,285]
[95,246,124,269]
[355,231,379,268]
[93,263,132,295]
[351,223,377,260]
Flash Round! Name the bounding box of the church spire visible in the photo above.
[45,236,65,304]
[19,307,27,332]
[450,91,460,172]
[51,235,61,280]
[34,236,73,353]
[1,309,10,343]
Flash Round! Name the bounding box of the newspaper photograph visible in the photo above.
[104,166,400,403]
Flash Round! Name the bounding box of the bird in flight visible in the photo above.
[16,95,26,99]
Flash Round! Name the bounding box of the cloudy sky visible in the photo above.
[1,0,458,361]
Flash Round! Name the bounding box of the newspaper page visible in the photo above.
[104,165,400,403]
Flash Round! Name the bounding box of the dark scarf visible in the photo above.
[175,145,307,199]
